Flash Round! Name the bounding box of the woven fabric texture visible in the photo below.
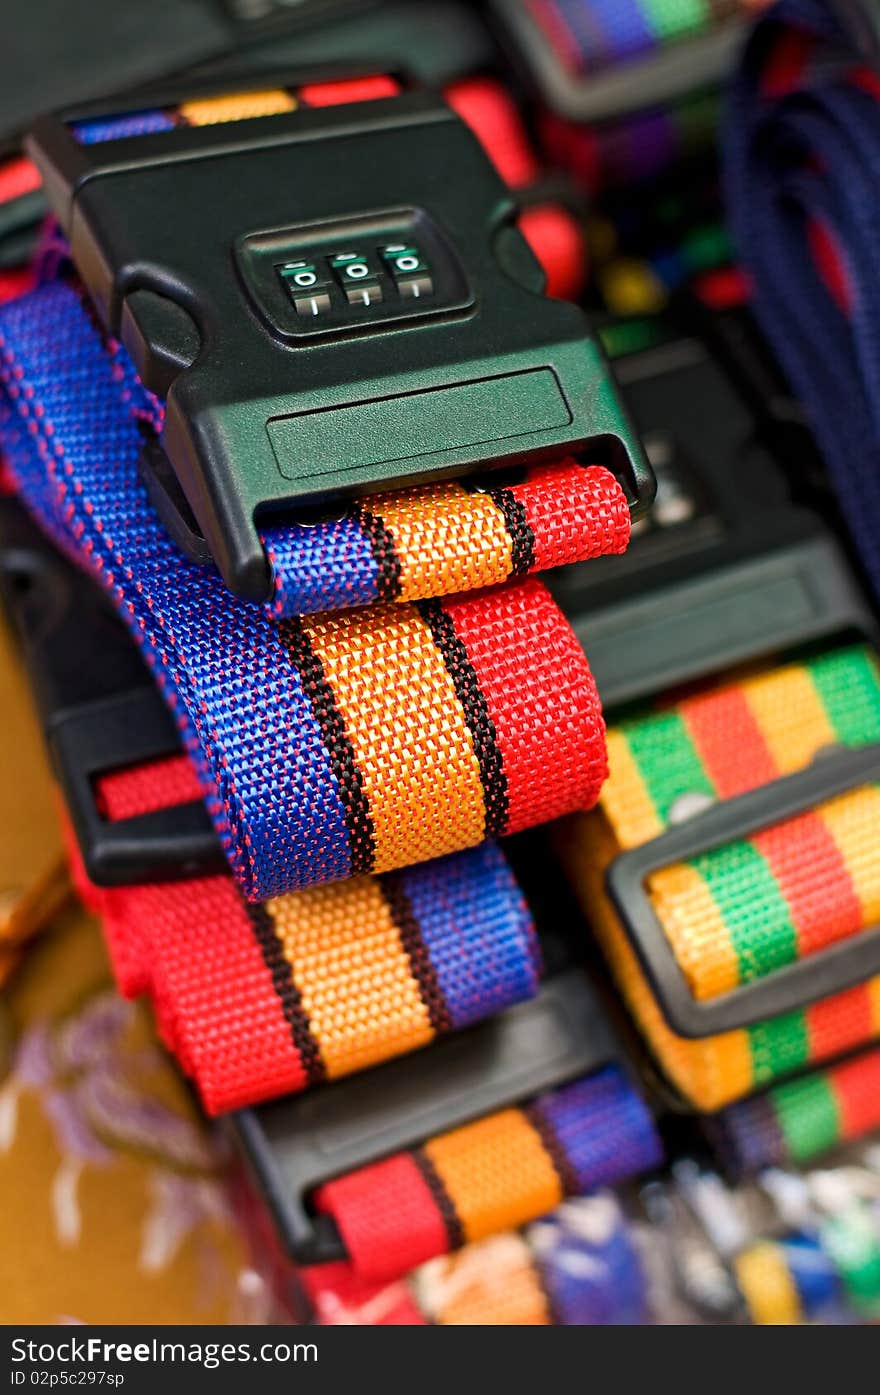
[559,645,880,1110]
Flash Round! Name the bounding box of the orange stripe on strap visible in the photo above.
[424,1109,563,1244]
[301,603,487,871]
[374,482,513,601]
[267,879,435,1079]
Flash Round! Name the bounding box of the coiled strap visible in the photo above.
[725,0,880,600]
[314,1066,661,1282]
[0,280,611,901]
[559,645,880,1110]
[66,761,541,1116]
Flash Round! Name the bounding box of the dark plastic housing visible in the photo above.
[230,969,622,1265]
[27,76,653,600]
[606,745,880,1038]
[0,497,221,884]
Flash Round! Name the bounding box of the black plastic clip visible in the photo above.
[231,969,620,1265]
[606,744,880,1038]
[27,73,653,601]
[0,495,221,884]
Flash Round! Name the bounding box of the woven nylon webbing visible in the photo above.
[725,0,880,603]
[736,1206,880,1323]
[0,76,622,903]
[305,1194,649,1325]
[313,1065,661,1282]
[529,0,762,74]
[558,645,880,1110]
[0,281,610,902]
[715,1047,880,1177]
[68,768,540,1114]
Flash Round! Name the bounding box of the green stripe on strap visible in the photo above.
[690,841,798,983]
[623,710,714,823]
[771,1070,841,1162]
[641,0,710,42]
[748,1011,810,1086]
[808,647,880,747]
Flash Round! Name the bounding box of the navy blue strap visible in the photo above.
[725,0,880,598]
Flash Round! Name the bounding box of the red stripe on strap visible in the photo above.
[807,216,853,314]
[444,78,539,187]
[682,686,863,958]
[315,1154,449,1282]
[761,28,816,99]
[511,462,629,572]
[298,76,400,107]
[832,1051,880,1139]
[95,753,206,819]
[0,157,41,203]
[806,986,875,1063]
[88,874,310,1113]
[517,204,587,299]
[682,687,778,797]
[302,1263,426,1325]
[442,579,607,833]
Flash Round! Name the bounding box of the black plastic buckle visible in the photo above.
[549,316,878,708]
[488,0,750,123]
[27,74,653,601]
[0,495,222,884]
[606,745,880,1038]
[230,969,620,1265]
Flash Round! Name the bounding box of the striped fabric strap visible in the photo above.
[0,281,610,902]
[725,0,880,604]
[65,764,540,1116]
[0,77,620,903]
[313,1066,662,1282]
[736,1205,880,1324]
[306,1195,649,1326]
[558,644,880,1111]
[527,0,761,74]
[716,1049,880,1177]
[734,1233,843,1324]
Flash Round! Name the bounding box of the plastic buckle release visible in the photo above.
[231,969,621,1265]
[0,495,222,885]
[550,317,877,709]
[606,744,880,1038]
[27,75,653,601]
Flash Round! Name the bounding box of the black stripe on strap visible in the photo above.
[412,1147,466,1252]
[381,871,452,1035]
[282,618,376,876]
[356,503,402,602]
[245,902,326,1086]
[487,486,535,576]
[522,1101,578,1197]
[416,598,509,839]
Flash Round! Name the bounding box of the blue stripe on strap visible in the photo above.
[0,281,354,899]
[397,842,540,1027]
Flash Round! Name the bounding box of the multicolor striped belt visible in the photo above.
[305,1194,650,1326]
[725,0,880,604]
[309,1066,661,1283]
[527,0,762,74]
[68,760,542,1115]
[558,644,880,1110]
[0,78,625,905]
[714,1047,880,1177]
